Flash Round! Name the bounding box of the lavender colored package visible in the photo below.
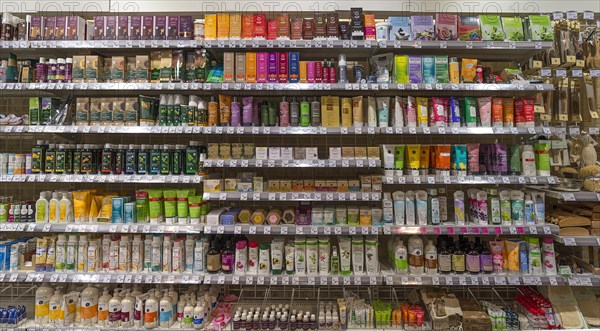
[408,56,422,83]
[410,16,434,40]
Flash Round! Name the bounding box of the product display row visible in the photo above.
[25,94,549,129]
[2,11,555,42]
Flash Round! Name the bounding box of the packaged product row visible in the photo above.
[381,141,551,177]
[22,93,548,129]
[4,10,554,42]
[3,48,528,85]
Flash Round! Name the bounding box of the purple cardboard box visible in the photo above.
[29,16,43,40]
[105,16,117,40]
[408,55,422,83]
[54,16,66,40]
[129,16,142,40]
[117,16,129,40]
[94,16,105,40]
[154,16,167,40]
[142,16,154,40]
[179,16,193,39]
[43,16,56,40]
[167,16,179,40]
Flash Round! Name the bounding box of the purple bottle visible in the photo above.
[221,240,235,274]
[230,97,241,126]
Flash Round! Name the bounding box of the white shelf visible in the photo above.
[204,159,380,168]
[0,125,556,135]
[0,271,203,284]
[202,191,382,201]
[554,235,600,247]
[0,174,203,183]
[382,175,558,185]
[0,82,554,92]
[0,223,202,234]
[380,271,598,286]
[382,224,559,236]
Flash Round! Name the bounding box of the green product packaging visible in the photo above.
[394,145,405,170]
[176,190,190,224]
[462,97,478,127]
[434,56,449,83]
[29,97,40,125]
[501,17,524,41]
[394,55,409,84]
[135,190,150,223]
[163,189,177,224]
[148,190,164,224]
[480,15,505,41]
[188,196,202,224]
[508,144,522,175]
[534,141,551,176]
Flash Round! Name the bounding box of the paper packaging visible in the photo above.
[217,13,230,39]
[435,13,457,40]
[288,52,300,83]
[267,52,277,82]
[229,14,242,39]
[326,12,339,38]
[458,16,481,41]
[350,7,364,40]
[53,16,66,40]
[204,14,217,40]
[388,16,411,41]
[314,13,327,39]
[411,16,434,40]
[235,53,246,82]
[223,52,235,83]
[142,16,154,40]
[278,52,288,83]
[408,56,422,83]
[245,52,257,82]
[256,52,267,83]
[43,16,56,40]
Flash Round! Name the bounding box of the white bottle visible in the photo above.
[80,285,100,326]
[121,289,135,327]
[393,240,408,274]
[97,288,112,326]
[162,235,173,273]
[424,239,438,275]
[48,192,60,223]
[119,235,131,272]
[77,235,88,272]
[87,240,99,272]
[131,235,143,272]
[522,145,536,176]
[66,235,78,271]
[193,302,205,329]
[109,238,120,271]
[109,290,122,328]
[194,239,205,273]
[183,301,194,328]
[35,192,49,222]
[172,239,184,273]
[159,290,173,328]
[48,287,64,325]
[58,192,72,223]
[144,295,159,329]
[185,235,195,272]
[101,234,112,271]
[152,236,162,272]
[55,234,67,271]
[407,235,424,275]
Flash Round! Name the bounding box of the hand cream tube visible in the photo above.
[376,97,390,127]
[338,237,352,276]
